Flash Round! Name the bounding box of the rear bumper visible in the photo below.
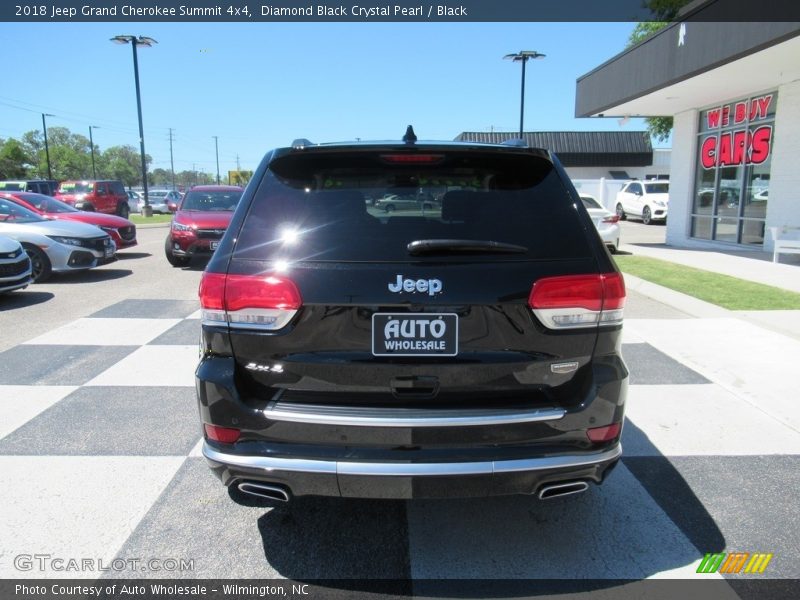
[203,441,621,499]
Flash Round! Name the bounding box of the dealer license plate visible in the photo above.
[372,313,458,357]
[210,241,219,250]
[104,246,114,258]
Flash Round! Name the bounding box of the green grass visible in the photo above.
[129,214,173,225]
[614,255,800,310]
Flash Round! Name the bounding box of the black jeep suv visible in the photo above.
[197,128,627,503]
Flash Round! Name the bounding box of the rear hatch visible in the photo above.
[207,147,619,411]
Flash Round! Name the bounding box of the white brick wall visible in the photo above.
[765,79,800,251]
[665,110,698,246]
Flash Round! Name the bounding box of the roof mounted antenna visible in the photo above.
[402,125,417,144]
[291,138,314,149]
[501,138,528,148]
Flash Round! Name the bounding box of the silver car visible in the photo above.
[0,198,115,282]
[580,194,621,253]
[0,234,32,294]
[145,190,182,214]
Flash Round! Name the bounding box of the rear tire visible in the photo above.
[164,236,189,267]
[615,204,626,221]
[384,204,395,213]
[117,203,130,219]
[642,206,652,225]
[82,204,95,212]
[24,245,52,283]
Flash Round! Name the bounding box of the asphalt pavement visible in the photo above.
[0,224,798,596]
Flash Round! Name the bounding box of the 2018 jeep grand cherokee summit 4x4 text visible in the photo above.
[197,128,628,503]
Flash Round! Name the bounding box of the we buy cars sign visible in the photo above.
[700,93,773,169]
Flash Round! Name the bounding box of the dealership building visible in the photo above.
[576,15,800,252]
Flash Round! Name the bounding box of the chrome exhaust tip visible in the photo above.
[237,482,291,502]
[537,481,589,500]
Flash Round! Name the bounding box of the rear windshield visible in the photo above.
[0,182,24,191]
[181,190,242,211]
[235,150,592,262]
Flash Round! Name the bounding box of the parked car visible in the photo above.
[373,192,440,212]
[0,235,32,294]
[55,180,130,218]
[1,192,137,250]
[0,179,59,196]
[0,197,115,282]
[146,190,183,214]
[126,190,142,213]
[615,180,669,225]
[197,128,627,504]
[165,185,243,266]
[580,194,621,253]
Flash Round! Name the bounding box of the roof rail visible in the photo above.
[501,138,528,147]
[291,138,314,149]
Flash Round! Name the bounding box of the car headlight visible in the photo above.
[47,235,84,247]
[172,221,195,232]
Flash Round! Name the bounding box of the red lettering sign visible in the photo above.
[705,94,773,130]
[699,126,772,169]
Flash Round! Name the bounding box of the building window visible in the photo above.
[692,91,776,246]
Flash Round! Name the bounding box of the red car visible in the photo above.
[0,192,137,250]
[165,185,243,266]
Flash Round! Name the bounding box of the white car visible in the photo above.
[0,234,32,294]
[0,198,115,282]
[580,194,620,253]
[615,180,669,225]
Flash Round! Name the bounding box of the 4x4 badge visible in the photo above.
[388,275,442,296]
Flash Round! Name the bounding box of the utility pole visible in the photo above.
[236,154,240,170]
[168,128,176,190]
[88,126,99,179]
[42,113,54,180]
[213,136,220,185]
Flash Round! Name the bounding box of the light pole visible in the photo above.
[213,136,220,185]
[111,34,157,216]
[88,125,99,179]
[41,113,54,180]
[503,50,546,138]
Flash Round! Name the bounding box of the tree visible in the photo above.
[19,127,92,179]
[100,145,151,187]
[0,138,31,179]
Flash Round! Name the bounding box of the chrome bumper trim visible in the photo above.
[263,401,566,428]
[203,442,621,477]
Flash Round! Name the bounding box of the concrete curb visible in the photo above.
[622,273,731,318]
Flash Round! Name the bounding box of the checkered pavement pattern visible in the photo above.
[0,298,798,582]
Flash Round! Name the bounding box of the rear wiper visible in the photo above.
[407,239,528,255]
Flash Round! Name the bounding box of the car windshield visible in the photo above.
[58,182,92,194]
[580,196,603,210]
[181,190,242,211]
[0,197,45,223]
[236,150,591,263]
[645,183,669,194]
[0,182,24,191]
[18,192,78,214]
[148,191,169,199]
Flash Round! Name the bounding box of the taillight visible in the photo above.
[199,272,301,330]
[587,422,622,442]
[602,215,620,224]
[204,424,240,444]
[528,273,625,329]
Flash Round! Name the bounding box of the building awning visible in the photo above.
[454,131,653,167]
[575,16,800,118]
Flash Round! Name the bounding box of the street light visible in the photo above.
[41,113,54,180]
[88,125,100,179]
[111,34,157,216]
[503,50,546,138]
[213,136,220,185]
